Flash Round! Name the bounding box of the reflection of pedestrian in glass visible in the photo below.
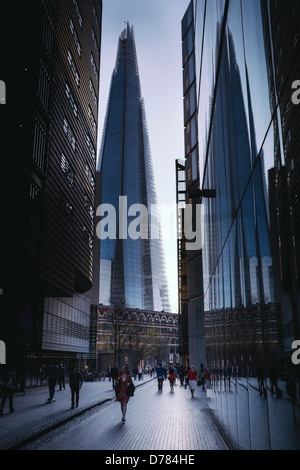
[286,374,297,423]
[115,366,134,423]
[270,364,278,397]
[227,364,232,390]
[199,364,206,391]
[69,367,83,409]
[257,364,266,397]
[0,372,17,415]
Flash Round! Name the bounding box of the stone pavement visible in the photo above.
[18,378,228,451]
[0,375,153,450]
[2,373,299,451]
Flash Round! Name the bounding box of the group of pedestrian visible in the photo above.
[44,363,83,409]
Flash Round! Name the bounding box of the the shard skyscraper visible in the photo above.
[97,23,171,313]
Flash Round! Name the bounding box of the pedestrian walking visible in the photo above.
[107,365,112,382]
[199,364,206,391]
[58,362,66,390]
[138,366,142,380]
[0,372,18,415]
[69,366,83,409]
[286,374,297,423]
[205,367,211,389]
[111,363,119,390]
[185,366,190,389]
[187,365,197,398]
[115,365,135,423]
[156,363,165,392]
[168,370,175,392]
[46,363,59,403]
[270,363,278,397]
[257,364,266,397]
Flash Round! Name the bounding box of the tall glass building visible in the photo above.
[97,23,171,313]
[181,0,300,450]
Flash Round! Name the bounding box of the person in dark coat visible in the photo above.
[0,372,17,415]
[111,363,119,390]
[46,363,59,403]
[58,363,66,390]
[69,367,83,409]
[286,374,297,423]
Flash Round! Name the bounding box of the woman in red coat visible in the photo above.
[115,365,134,423]
[187,365,197,398]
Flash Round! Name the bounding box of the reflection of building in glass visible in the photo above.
[261,1,300,357]
[181,0,300,450]
[202,23,277,369]
[98,24,171,313]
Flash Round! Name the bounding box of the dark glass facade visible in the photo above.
[97,24,171,313]
[182,0,300,449]
[0,0,102,376]
[180,2,206,369]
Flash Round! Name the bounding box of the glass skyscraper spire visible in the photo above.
[97,23,171,313]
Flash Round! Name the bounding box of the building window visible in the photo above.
[92,28,100,56]
[70,18,81,56]
[27,179,44,236]
[88,105,97,134]
[63,117,76,151]
[87,134,96,161]
[85,163,95,189]
[83,225,93,249]
[68,49,80,86]
[59,192,73,222]
[40,5,54,58]
[84,193,94,219]
[89,78,98,108]
[37,63,51,112]
[61,153,75,187]
[32,119,48,174]
[65,83,78,117]
[93,3,100,32]
[91,52,99,83]
[72,0,83,29]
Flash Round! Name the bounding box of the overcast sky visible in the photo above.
[97,0,190,313]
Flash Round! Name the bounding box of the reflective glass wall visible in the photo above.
[189,0,300,449]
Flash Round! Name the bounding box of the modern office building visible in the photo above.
[179,3,206,370]
[181,0,300,376]
[179,0,300,449]
[175,159,189,365]
[97,23,171,313]
[0,0,102,376]
[261,0,300,359]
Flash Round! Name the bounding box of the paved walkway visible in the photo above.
[17,379,228,451]
[1,374,299,451]
[0,376,151,450]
